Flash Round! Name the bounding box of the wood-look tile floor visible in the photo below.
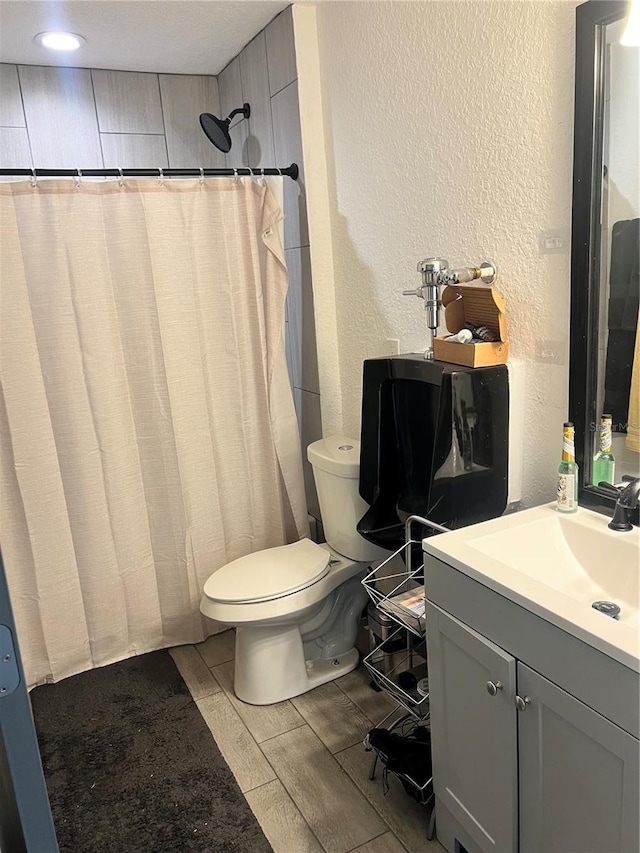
[170,630,444,853]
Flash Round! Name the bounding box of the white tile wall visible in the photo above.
[0,64,25,127]
[226,121,250,169]
[217,6,321,517]
[100,133,168,169]
[285,245,319,394]
[294,388,323,519]
[240,33,275,168]
[0,127,31,171]
[266,6,297,96]
[158,74,226,169]
[19,65,103,168]
[92,70,164,135]
[218,58,244,128]
[272,81,308,250]
[0,63,220,174]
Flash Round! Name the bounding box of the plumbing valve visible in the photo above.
[402,258,449,334]
[402,258,497,358]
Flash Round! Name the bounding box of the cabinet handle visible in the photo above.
[486,680,503,696]
[514,695,531,711]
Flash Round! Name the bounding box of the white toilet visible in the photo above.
[200,436,389,705]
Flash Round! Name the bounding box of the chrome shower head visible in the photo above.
[199,103,250,153]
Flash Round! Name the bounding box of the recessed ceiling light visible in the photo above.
[621,0,640,46]
[34,31,86,51]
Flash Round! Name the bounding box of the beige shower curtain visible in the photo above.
[0,176,307,688]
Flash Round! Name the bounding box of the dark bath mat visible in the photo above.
[30,651,273,853]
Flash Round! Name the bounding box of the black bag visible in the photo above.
[367,725,432,800]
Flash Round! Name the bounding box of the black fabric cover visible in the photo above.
[604,218,640,429]
[368,725,432,791]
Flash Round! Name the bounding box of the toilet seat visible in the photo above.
[203,538,331,605]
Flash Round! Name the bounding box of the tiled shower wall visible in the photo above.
[0,63,225,170]
[217,7,322,520]
[0,4,322,520]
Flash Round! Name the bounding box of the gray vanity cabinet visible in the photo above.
[426,601,640,853]
[518,663,640,853]
[427,603,518,852]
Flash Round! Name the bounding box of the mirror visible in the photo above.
[569,0,639,513]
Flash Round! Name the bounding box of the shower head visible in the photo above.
[199,103,250,153]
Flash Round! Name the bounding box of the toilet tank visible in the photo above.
[307,436,389,563]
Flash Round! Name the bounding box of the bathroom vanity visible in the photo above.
[422,504,640,853]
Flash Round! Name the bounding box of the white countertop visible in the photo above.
[423,503,640,673]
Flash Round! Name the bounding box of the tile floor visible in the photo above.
[170,630,443,853]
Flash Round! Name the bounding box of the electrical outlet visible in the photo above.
[539,229,570,255]
[383,338,401,355]
[536,340,566,364]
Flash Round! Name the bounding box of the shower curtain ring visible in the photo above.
[118,168,124,187]
[30,168,37,188]
[233,167,239,183]
[157,168,165,185]
[75,168,82,188]
[199,167,205,185]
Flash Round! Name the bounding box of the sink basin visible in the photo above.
[423,504,640,670]
[471,508,639,622]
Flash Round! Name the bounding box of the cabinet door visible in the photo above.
[518,663,640,853]
[426,602,518,852]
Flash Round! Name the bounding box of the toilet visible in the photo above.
[200,436,389,706]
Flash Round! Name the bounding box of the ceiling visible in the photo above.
[0,0,289,75]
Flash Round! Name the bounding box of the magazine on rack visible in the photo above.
[378,585,425,631]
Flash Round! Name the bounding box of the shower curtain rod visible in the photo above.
[0,163,299,181]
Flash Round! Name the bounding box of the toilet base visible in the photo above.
[234,621,360,705]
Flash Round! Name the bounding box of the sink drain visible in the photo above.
[592,601,621,620]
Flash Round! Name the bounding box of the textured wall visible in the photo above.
[300,0,579,507]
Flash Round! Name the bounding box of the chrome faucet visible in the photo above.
[402,258,497,358]
[607,477,640,531]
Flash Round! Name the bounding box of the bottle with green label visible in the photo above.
[557,422,578,513]
[593,414,616,486]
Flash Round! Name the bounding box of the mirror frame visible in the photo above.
[569,0,630,514]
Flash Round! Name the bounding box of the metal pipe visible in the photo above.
[402,258,497,358]
[403,513,449,578]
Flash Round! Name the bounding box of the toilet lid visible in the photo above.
[203,539,331,604]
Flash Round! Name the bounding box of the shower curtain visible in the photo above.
[0,176,308,688]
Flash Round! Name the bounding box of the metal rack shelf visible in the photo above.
[363,628,430,717]
[361,514,446,843]
[362,515,448,638]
